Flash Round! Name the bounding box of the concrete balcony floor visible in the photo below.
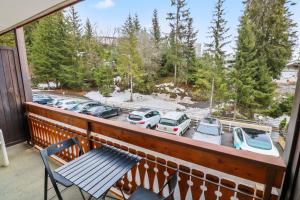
[0,142,119,200]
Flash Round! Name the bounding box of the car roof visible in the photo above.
[61,99,81,103]
[136,108,152,112]
[162,111,184,120]
[200,117,219,126]
[242,128,266,135]
[80,100,99,105]
[130,108,153,116]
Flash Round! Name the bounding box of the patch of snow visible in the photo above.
[37,82,57,90]
[264,115,290,128]
[85,90,188,112]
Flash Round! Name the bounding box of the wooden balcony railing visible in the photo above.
[25,102,285,200]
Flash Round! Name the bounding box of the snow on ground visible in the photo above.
[85,90,210,119]
[85,90,185,111]
[37,82,57,90]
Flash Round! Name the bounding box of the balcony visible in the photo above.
[0,142,118,199]
[6,102,283,200]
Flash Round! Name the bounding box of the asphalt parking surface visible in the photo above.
[34,92,283,153]
[108,113,235,148]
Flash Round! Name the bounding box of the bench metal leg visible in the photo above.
[44,169,48,200]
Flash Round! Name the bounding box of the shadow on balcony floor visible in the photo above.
[0,142,120,200]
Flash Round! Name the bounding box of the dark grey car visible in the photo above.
[83,105,121,119]
[69,101,102,113]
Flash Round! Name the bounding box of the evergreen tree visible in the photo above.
[117,17,144,101]
[67,6,82,61]
[246,0,297,79]
[151,9,161,47]
[31,12,73,87]
[93,64,114,96]
[84,18,93,40]
[185,17,198,82]
[122,14,135,35]
[166,0,190,84]
[232,13,274,117]
[0,32,15,47]
[133,14,141,32]
[206,0,230,68]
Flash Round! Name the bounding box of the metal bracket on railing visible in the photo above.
[0,129,9,166]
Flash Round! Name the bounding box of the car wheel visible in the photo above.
[146,125,151,129]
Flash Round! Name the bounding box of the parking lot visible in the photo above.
[33,91,283,154]
[106,112,234,147]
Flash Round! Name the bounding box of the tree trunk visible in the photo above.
[130,74,133,102]
[209,77,215,115]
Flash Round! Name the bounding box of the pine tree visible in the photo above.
[185,17,198,82]
[122,14,135,35]
[67,6,82,61]
[117,16,144,101]
[246,0,297,79]
[0,32,15,47]
[151,9,161,47]
[84,18,93,40]
[93,64,114,96]
[206,0,230,68]
[166,0,190,84]
[31,12,73,87]
[232,13,274,117]
[133,14,141,32]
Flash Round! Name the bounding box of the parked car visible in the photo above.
[127,108,161,129]
[47,98,65,107]
[69,101,102,113]
[54,99,83,110]
[83,105,121,118]
[33,94,53,105]
[156,111,191,136]
[233,127,279,157]
[193,117,223,145]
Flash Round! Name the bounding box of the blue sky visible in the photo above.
[74,0,300,55]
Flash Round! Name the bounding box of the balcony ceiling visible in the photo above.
[0,0,79,35]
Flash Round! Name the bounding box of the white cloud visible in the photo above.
[95,0,115,9]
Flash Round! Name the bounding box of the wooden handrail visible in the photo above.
[25,102,285,190]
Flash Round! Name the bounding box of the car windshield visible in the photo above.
[56,101,63,106]
[244,129,272,150]
[128,114,143,121]
[88,106,105,113]
[196,124,220,136]
[70,103,85,111]
[159,118,177,126]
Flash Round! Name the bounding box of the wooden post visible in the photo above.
[281,70,300,200]
[263,168,276,200]
[14,27,32,102]
[86,121,93,150]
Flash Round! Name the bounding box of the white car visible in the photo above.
[233,127,279,157]
[54,99,83,110]
[127,108,161,129]
[156,111,191,136]
[193,117,222,145]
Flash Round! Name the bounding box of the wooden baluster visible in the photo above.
[137,151,147,188]
[191,169,204,200]
[205,174,219,200]
[220,179,236,200]
[237,184,256,200]
[129,148,138,193]
[156,157,167,193]
[146,154,156,192]
[178,165,191,200]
